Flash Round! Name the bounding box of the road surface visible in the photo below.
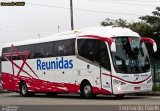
[0,93,160,111]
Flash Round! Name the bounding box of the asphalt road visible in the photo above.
[0,93,160,111]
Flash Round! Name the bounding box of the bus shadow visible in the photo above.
[7,93,148,100]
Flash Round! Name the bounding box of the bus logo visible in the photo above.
[36,57,73,70]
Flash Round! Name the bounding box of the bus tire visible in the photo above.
[80,82,95,99]
[19,82,34,97]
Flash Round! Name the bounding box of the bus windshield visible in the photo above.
[111,37,150,74]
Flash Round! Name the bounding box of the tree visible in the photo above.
[139,7,160,59]
[130,22,153,37]
[101,7,160,37]
[139,7,160,37]
[101,18,130,27]
[101,18,114,26]
[101,7,160,59]
[139,7,160,27]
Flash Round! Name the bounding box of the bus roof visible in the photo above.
[4,26,140,47]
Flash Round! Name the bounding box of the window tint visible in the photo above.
[34,43,44,58]
[99,41,111,71]
[15,45,32,59]
[2,39,75,61]
[1,47,11,61]
[55,39,75,56]
[2,48,8,53]
[77,39,111,71]
[77,39,99,62]
[33,42,55,58]
[28,44,36,59]
[2,47,11,53]
[43,42,55,57]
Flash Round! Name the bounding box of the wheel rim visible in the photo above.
[22,84,27,95]
[84,85,91,95]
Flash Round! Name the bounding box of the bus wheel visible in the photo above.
[20,82,35,97]
[81,82,95,99]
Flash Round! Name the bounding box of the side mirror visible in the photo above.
[141,37,157,52]
[153,43,157,52]
[110,41,116,52]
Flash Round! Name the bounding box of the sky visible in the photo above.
[0,0,160,53]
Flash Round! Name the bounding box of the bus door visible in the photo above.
[76,39,99,86]
[77,39,112,94]
[99,41,112,94]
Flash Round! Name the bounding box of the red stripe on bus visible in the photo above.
[79,35,113,45]
[2,45,39,79]
[102,73,151,84]
[2,73,112,94]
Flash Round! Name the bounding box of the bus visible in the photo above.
[1,26,157,98]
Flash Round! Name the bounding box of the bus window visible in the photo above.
[43,42,55,57]
[1,48,9,61]
[2,48,8,53]
[28,44,36,59]
[55,39,75,57]
[100,41,111,71]
[78,39,111,70]
[34,43,44,58]
[77,39,99,62]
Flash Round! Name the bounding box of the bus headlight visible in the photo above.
[113,79,126,85]
[117,86,121,91]
[147,78,152,83]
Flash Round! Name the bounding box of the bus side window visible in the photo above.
[28,44,36,59]
[34,43,44,58]
[55,40,65,57]
[17,45,28,60]
[1,48,9,61]
[100,41,111,71]
[77,39,99,62]
[44,42,54,57]
[55,39,75,57]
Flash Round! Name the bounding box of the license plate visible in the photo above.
[134,87,141,90]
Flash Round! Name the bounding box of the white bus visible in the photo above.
[1,26,157,98]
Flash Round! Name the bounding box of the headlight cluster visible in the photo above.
[147,78,152,83]
[113,79,126,85]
